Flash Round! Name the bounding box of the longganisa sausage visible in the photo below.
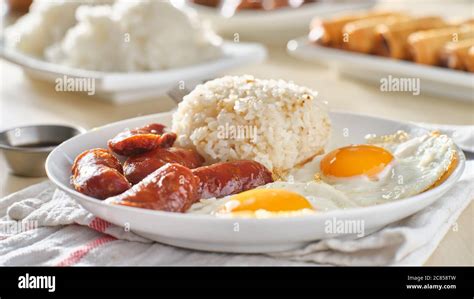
[107,163,201,212]
[123,147,205,184]
[108,123,176,156]
[192,160,274,199]
[107,160,273,213]
[71,148,131,199]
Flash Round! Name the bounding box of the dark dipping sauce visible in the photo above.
[16,142,61,148]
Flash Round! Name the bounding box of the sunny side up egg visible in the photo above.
[188,186,317,218]
[290,131,458,206]
[187,131,458,217]
[187,179,361,217]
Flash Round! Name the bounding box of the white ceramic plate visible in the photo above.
[45,111,465,253]
[287,37,474,102]
[187,1,376,43]
[0,41,266,104]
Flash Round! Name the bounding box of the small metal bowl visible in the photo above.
[0,124,85,177]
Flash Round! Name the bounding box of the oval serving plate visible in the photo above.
[287,37,474,102]
[1,41,266,104]
[187,1,376,36]
[45,111,465,253]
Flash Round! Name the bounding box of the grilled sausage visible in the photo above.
[123,147,204,184]
[106,160,272,212]
[71,148,130,199]
[193,160,273,199]
[108,123,176,156]
[107,163,200,212]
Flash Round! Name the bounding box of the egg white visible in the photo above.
[289,131,457,206]
[188,131,457,216]
[187,181,360,216]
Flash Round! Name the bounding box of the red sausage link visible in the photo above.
[107,163,200,212]
[108,123,175,156]
[71,149,130,199]
[192,160,274,199]
[123,147,204,185]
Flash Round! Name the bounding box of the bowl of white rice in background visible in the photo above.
[172,75,332,176]
[1,0,270,103]
[5,0,222,72]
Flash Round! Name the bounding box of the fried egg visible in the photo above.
[188,131,458,217]
[188,181,359,217]
[290,131,458,206]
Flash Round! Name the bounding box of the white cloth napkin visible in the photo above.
[0,126,473,266]
[414,123,474,153]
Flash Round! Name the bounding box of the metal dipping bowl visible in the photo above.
[0,124,85,177]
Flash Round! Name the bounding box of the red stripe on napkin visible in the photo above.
[56,235,116,266]
[88,217,112,233]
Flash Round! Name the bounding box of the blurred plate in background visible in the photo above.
[1,41,267,104]
[187,0,376,44]
[287,37,474,102]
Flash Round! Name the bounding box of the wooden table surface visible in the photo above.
[0,0,473,266]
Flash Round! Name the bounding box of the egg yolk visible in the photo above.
[224,189,313,213]
[320,145,394,178]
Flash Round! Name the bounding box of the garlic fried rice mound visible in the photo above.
[172,75,331,175]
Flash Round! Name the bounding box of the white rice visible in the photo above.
[4,0,86,57]
[172,75,332,174]
[6,0,222,72]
